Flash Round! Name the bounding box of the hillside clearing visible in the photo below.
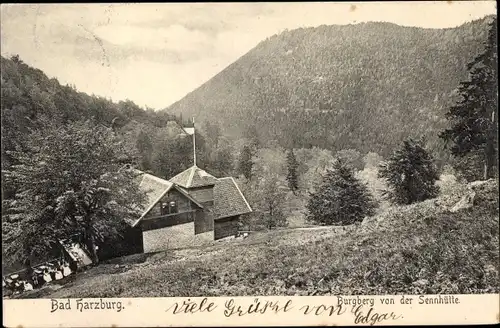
[20,180,499,299]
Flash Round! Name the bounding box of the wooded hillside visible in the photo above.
[166,17,494,161]
[0,55,186,198]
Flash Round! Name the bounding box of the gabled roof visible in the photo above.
[213,177,253,220]
[140,173,173,210]
[128,170,252,227]
[130,171,203,227]
[169,165,218,189]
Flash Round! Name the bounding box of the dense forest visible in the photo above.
[166,16,495,162]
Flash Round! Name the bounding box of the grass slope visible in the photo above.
[21,180,498,298]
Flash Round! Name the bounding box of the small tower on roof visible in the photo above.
[170,118,218,206]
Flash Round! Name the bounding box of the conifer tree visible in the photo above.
[205,120,222,150]
[378,138,440,205]
[136,130,153,171]
[238,145,254,180]
[306,159,377,225]
[440,18,498,181]
[286,149,299,194]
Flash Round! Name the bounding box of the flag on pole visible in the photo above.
[182,117,195,135]
[183,127,195,136]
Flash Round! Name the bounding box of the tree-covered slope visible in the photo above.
[1,55,230,206]
[166,17,495,159]
[1,55,181,198]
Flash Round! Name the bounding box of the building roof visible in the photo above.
[128,169,252,227]
[130,171,203,227]
[140,173,173,210]
[169,165,218,189]
[213,177,253,220]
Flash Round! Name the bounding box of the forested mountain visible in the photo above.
[166,16,495,161]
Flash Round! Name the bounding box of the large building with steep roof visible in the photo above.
[120,165,252,254]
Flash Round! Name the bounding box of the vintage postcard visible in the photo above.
[1,1,499,327]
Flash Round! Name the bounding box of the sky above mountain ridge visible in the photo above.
[1,2,496,109]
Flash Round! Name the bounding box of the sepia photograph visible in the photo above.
[1,2,498,323]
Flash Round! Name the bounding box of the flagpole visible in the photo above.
[192,117,196,167]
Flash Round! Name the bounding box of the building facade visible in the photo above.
[122,165,252,254]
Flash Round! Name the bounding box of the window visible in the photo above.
[169,201,178,214]
[160,200,178,215]
[160,202,168,215]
